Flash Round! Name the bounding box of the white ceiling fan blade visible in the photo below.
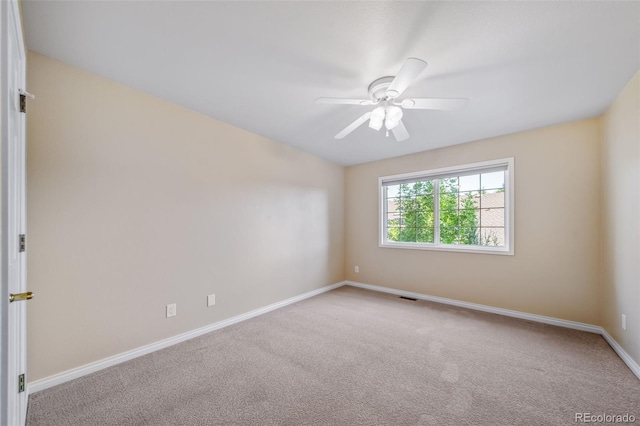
[391,120,409,142]
[316,97,375,106]
[401,98,469,110]
[386,58,428,98]
[335,112,372,139]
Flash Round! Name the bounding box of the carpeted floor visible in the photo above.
[27,286,640,425]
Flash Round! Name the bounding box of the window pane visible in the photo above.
[399,227,417,242]
[400,210,417,228]
[413,180,433,197]
[458,209,479,229]
[398,183,412,198]
[388,180,436,244]
[414,210,434,228]
[440,196,458,217]
[440,225,459,244]
[416,228,434,243]
[481,171,505,191]
[440,177,459,195]
[480,227,505,246]
[400,197,419,213]
[386,184,400,198]
[458,228,480,245]
[480,191,504,208]
[386,213,401,228]
[440,209,459,227]
[387,197,400,213]
[459,174,480,192]
[398,181,431,198]
[387,227,400,242]
[458,191,479,209]
[480,208,504,227]
[437,171,506,248]
[415,194,434,211]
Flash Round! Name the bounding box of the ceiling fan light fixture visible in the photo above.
[385,120,399,130]
[369,106,385,131]
[384,106,403,130]
[369,120,383,131]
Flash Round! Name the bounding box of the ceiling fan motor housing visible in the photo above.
[368,76,395,101]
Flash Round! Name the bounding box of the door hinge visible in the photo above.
[18,374,25,393]
[19,93,26,113]
[18,89,34,114]
[19,234,26,252]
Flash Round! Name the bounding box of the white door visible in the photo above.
[1,0,29,424]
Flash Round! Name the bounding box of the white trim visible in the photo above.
[380,241,513,255]
[433,180,441,244]
[346,281,600,333]
[506,157,515,252]
[28,281,346,394]
[600,328,640,380]
[1,1,27,424]
[379,158,512,184]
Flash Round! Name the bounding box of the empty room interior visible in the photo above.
[1,1,639,425]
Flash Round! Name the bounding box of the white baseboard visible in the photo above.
[600,328,640,380]
[28,281,347,394]
[29,279,640,394]
[346,280,640,380]
[346,281,601,333]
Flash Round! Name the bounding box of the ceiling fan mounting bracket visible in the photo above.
[368,76,395,101]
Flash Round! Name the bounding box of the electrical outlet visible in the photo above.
[354,266,359,273]
[166,303,177,318]
[622,314,627,331]
[207,294,216,307]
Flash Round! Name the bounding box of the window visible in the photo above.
[379,158,514,255]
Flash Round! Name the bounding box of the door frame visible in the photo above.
[1,0,27,424]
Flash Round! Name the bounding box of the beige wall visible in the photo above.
[26,52,344,381]
[601,71,640,363]
[345,119,602,325]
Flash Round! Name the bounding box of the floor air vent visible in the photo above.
[399,296,417,301]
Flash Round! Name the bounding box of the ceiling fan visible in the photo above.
[316,58,468,142]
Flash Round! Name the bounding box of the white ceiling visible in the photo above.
[22,1,640,166]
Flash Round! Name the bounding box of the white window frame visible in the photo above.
[379,158,514,255]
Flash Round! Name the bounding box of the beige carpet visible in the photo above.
[27,286,640,425]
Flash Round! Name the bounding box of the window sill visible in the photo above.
[379,241,514,256]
